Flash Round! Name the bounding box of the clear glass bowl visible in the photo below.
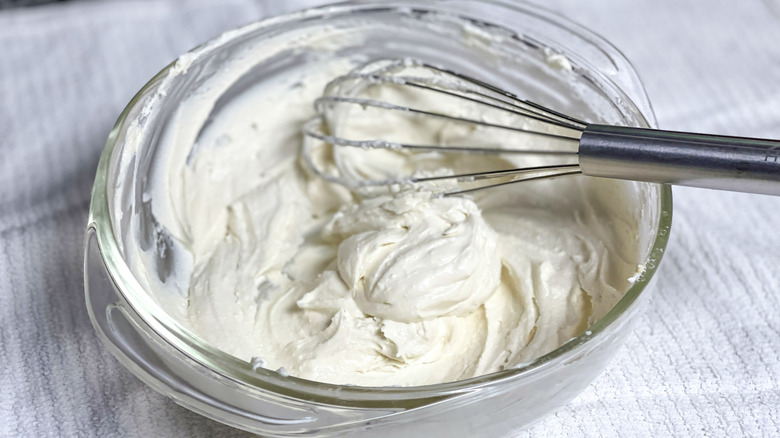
[84,1,673,436]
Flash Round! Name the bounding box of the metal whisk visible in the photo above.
[303,59,780,196]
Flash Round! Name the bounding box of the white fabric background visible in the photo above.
[1,0,779,436]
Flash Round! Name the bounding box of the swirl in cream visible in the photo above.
[327,191,501,323]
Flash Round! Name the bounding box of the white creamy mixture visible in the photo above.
[123,26,647,387]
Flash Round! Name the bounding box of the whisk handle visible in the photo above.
[579,124,780,195]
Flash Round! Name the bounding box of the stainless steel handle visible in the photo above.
[578,124,780,195]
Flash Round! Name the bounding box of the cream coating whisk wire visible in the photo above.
[303,59,780,196]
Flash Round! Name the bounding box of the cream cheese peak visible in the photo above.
[326,191,502,323]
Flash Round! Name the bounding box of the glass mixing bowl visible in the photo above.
[84,1,673,436]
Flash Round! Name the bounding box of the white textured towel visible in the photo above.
[1,1,778,436]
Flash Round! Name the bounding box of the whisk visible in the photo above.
[303,59,780,196]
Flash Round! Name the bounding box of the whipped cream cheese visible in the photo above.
[119,19,647,387]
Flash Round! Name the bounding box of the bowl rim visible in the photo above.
[87,0,673,408]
